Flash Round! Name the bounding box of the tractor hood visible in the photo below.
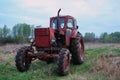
[35,28,55,47]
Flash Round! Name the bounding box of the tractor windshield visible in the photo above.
[51,17,65,29]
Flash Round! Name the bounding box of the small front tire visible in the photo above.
[15,46,33,72]
[57,48,70,76]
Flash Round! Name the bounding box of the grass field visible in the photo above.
[0,43,120,80]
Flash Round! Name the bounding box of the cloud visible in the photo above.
[0,11,47,27]
[16,0,113,17]
[0,0,120,35]
[14,0,93,16]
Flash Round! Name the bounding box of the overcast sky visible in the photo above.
[0,0,120,36]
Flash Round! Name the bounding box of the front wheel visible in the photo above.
[15,46,33,72]
[57,48,70,76]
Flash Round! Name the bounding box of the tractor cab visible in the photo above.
[49,15,79,47]
[50,9,78,37]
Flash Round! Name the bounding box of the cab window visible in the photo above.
[51,18,65,29]
[67,19,73,28]
[74,20,77,28]
[51,18,57,29]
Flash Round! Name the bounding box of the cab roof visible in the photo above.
[50,15,76,20]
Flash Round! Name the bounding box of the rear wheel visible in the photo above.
[70,32,84,65]
[15,46,33,72]
[57,48,70,76]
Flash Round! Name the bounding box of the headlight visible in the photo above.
[51,38,56,43]
[30,38,34,43]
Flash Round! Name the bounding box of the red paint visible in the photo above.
[79,38,85,61]
[71,29,78,38]
[64,54,70,71]
[35,28,55,47]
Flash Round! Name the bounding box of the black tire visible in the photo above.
[70,32,84,65]
[15,46,33,72]
[57,48,70,76]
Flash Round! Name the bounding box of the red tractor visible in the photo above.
[15,9,84,76]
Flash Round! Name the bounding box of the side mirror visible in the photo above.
[76,25,79,29]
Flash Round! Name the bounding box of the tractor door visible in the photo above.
[66,18,77,46]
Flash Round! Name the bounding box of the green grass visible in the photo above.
[0,46,120,80]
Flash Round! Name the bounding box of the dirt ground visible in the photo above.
[91,53,120,79]
[1,43,119,63]
[0,43,120,54]
[85,43,120,49]
[0,44,29,63]
[0,44,29,54]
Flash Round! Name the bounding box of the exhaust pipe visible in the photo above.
[57,9,61,32]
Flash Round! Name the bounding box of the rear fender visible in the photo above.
[66,29,77,46]
[70,29,78,38]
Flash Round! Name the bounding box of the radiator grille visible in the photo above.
[35,28,49,36]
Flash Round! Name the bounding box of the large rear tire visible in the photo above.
[70,32,84,65]
[15,46,33,72]
[57,48,70,76]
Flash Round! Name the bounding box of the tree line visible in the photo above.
[84,32,120,43]
[0,23,34,44]
[0,23,120,44]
